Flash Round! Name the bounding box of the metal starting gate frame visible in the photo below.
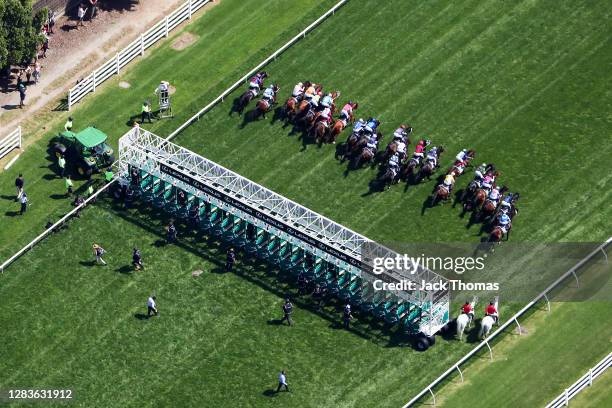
[117,127,450,336]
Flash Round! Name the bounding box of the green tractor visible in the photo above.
[51,127,115,178]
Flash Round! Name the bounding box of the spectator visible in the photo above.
[33,62,41,84]
[276,370,289,393]
[147,295,158,317]
[141,101,152,123]
[77,4,86,28]
[57,154,66,177]
[48,9,56,34]
[41,37,49,58]
[65,175,74,196]
[73,195,85,217]
[104,167,114,183]
[64,117,73,132]
[89,0,98,20]
[225,247,235,272]
[132,248,143,271]
[14,174,24,201]
[166,220,177,243]
[19,192,28,215]
[25,65,32,84]
[86,181,95,199]
[92,243,107,265]
[343,303,353,329]
[18,81,26,108]
[312,283,324,310]
[280,298,293,326]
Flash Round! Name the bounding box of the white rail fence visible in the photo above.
[67,0,211,110]
[546,352,612,407]
[403,237,612,407]
[0,126,22,160]
[167,0,350,140]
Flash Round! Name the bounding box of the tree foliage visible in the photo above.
[0,0,47,71]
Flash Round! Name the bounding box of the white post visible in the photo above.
[116,53,120,74]
[572,270,580,288]
[543,293,551,312]
[601,246,609,263]
[485,340,493,360]
[564,389,569,406]
[188,0,192,19]
[428,387,436,406]
[455,365,464,383]
[18,126,22,149]
[165,16,169,37]
[141,34,145,56]
[92,71,96,92]
[514,317,522,335]
[68,91,72,111]
[589,369,593,386]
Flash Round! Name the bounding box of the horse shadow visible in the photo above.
[228,96,243,117]
[270,106,284,125]
[452,189,465,209]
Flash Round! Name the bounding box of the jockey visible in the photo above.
[340,101,355,122]
[310,91,322,108]
[364,118,380,135]
[497,212,511,232]
[396,139,408,160]
[488,185,501,205]
[461,301,474,321]
[442,171,455,192]
[262,84,277,104]
[426,146,440,168]
[352,118,366,135]
[455,149,469,162]
[499,192,514,213]
[481,174,495,191]
[474,163,487,181]
[388,153,401,169]
[292,82,304,99]
[365,133,378,153]
[413,139,428,160]
[320,93,334,109]
[453,159,468,175]
[304,83,317,100]
[485,301,498,323]
[315,106,332,125]
[393,124,409,142]
[248,71,267,95]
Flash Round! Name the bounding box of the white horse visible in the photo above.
[456,297,478,341]
[478,297,499,339]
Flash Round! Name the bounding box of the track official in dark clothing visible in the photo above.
[132,248,143,271]
[343,304,353,329]
[281,298,293,326]
[226,247,235,272]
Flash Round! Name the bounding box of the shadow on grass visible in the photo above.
[133,313,149,320]
[116,265,133,274]
[5,211,19,217]
[79,260,96,267]
[50,194,68,200]
[262,389,277,397]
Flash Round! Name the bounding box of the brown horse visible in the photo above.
[255,99,272,119]
[295,100,310,121]
[311,121,328,144]
[468,188,487,211]
[236,90,255,115]
[431,184,450,206]
[415,162,434,183]
[326,118,347,144]
[352,147,375,169]
[300,109,316,129]
[284,97,298,122]
[480,199,497,222]
[489,225,510,244]
[400,157,419,181]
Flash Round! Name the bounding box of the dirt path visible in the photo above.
[0,0,205,138]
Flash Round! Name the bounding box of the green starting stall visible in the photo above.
[117,127,450,349]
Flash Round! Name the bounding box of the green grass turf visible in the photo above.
[0,199,476,408]
[0,0,611,406]
[0,0,337,260]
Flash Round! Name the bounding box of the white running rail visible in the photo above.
[403,237,612,407]
[67,0,211,110]
[546,352,612,407]
[0,126,22,160]
[166,0,350,140]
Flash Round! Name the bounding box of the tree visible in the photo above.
[0,0,47,73]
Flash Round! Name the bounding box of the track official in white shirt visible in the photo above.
[147,296,158,317]
[276,370,289,393]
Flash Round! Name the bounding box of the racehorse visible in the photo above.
[283,97,298,122]
[327,118,348,144]
[400,157,420,182]
[478,298,499,339]
[377,165,399,190]
[352,146,376,169]
[430,184,450,206]
[236,90,255,115]
[467,188,487,212]
[415,161,435,183]
[480,199,498,222]
[311,120,328,144]
[300,109,316,130]
[255,98,273,119]
[489,225,510,244]
[456,297,477,341]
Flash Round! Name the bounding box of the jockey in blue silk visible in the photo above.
[352,118,366,135]
[456,149,469,162]
[500,192,514,213]
[320,93,334,109]
[426,146,440,167]
[263,84,277,103]
[365,134,378,151]
[497,213,511,231]
[364,118,380,135]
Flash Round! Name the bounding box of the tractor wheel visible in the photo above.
[426,335,436,346]
[77,165,92,178]
[53,143,66,159]
[415,336,430,351]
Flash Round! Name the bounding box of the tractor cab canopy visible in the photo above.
[75,127,108,148]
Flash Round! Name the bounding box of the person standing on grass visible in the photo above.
[226,247,235,272]
[19,192,28,215]
[276,370,289,393]
[64,117,73,132]
[141,101,152,123]
[25,65,32,84]
[65,175,74,197]
[92,243,107,265]
[77,4,86,28]
[18,81,26,108]
[15,174,24,201]
[41,37,49,58]
[33,61,41,84]
[166,220,177,243]
[132,248,143,271]
[280,298,293,326]
[58,154,66,177]
[73,196,85,217]
[147,296,158,317]
[343,303,353,329]
[104,167,114,183]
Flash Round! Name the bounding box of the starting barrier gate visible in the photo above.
[117,127,450,340]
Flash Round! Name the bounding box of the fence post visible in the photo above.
[564,389,569,406]
[188,0,192,19]
[572,270,580,288]
[514,317,522,335]
[18,126,22,149]
[588,369,593,386]
[68,91,72,111]
[601,246,609,263]
[140,34,145,56]
[485,340,493,360]
[428,387,436,406]
[116,53,120,74]
[455,365,464,383]
[92,71,96,92]
[165,16,169,37]
[543,293,551,312]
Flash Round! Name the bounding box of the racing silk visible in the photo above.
[319,107,331,119]
[489,188,500,200]
[292,84,304,97]
[427,147,438,159]
[482,175,494,189]
[305,86,316,98]
[443,173,455,186]
[311,94,321,106]
[263,87,275,100]
[486,304,497,315]
[366,119,378,132]
[366,135,378,150]
[498,213,511,226]
[249,74,263,88]
[389,154,400,168]
[415,143,426,154]
[393,127,406,140]
[321,95,333,108]
[353,120,365,133]
[462,304,473,314]
[342,103,353,115]
[396,141,407,155]
[456,150,468,162]
[502,193,513,204]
